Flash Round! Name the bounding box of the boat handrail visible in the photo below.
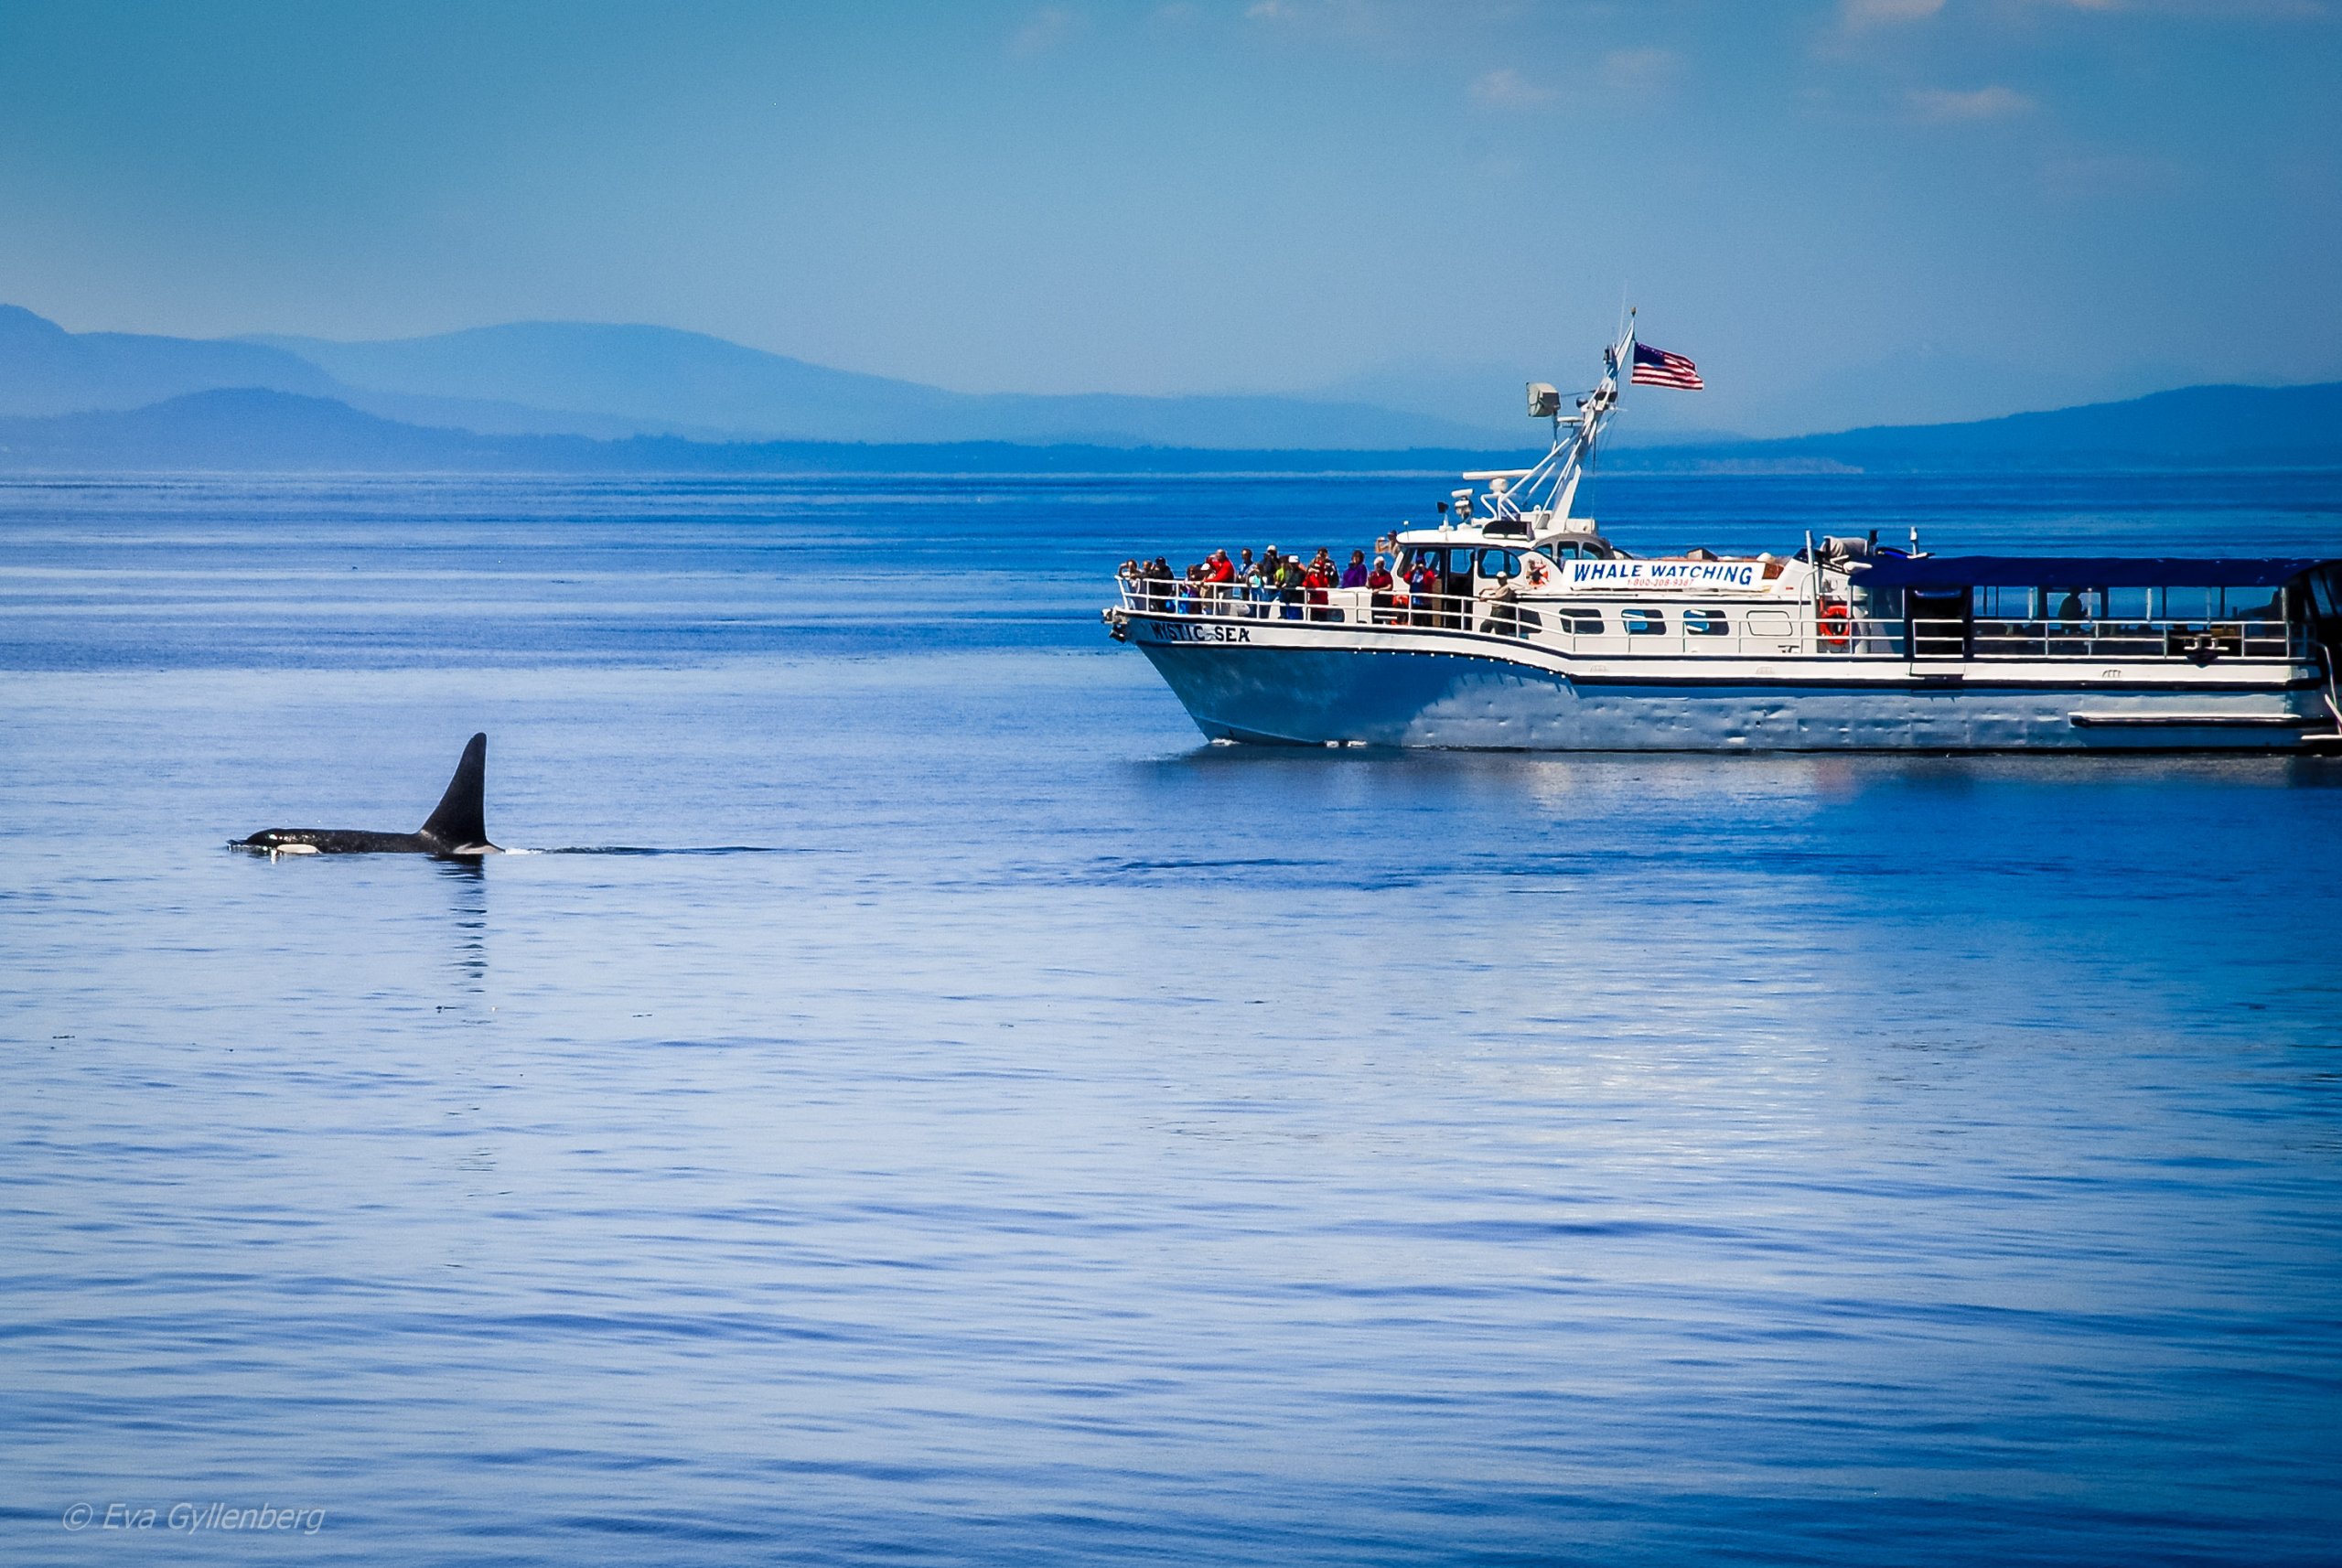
[1112,582,2305,663]
[1915,616,2295,660]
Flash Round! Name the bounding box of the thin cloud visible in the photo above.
[1841,0,1945,27]
[1469,67,1555,108]
[1602,47,1680,91]
[1909,84,2034,121]
[1241,0,1400,41]
[1009,5,1080,56]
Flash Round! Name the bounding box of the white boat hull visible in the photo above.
[1123,615,2330,752]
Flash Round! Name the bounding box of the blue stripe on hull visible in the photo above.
[1134,642,2324,751]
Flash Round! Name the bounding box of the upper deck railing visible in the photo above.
[1112,580,2304,664]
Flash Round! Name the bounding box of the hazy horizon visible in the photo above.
[2,2,2337,437]
[9,301,2340,454]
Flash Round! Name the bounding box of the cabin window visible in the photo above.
[2104,587,2152,620]
[1972,585,2036,619]
[1624,608,1666,635]
[1477,548,1522,578]
[2222,586,2283,621]
[1685,608,1729,636]
[2161,586,2215,620]
[1555,607,1604,635]
[1744,609,1794,639]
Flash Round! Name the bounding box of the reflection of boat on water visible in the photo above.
[1104,319,2342,753]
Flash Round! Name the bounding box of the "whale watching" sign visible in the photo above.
[1562,558,1767,592]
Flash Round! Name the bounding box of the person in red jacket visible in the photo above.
[1204,548,1236,613]
[1366,553,1394,623]
[1302,559,1331,621]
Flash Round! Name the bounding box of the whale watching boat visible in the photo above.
[1103,318,2342,752]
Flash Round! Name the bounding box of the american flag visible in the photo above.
[1631,341,1703,390]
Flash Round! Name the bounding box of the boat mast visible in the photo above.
[1555,311,1635,522]
[1504,311,1637,532]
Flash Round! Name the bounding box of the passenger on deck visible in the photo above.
[1206,548,1237,612]
[1340,549,1368,589]
[1304,557,1333,620]
[1405,556,1438,626]
[1477,563,1520,636]
[2052,589,2090,653]
[1367,554,1394,622]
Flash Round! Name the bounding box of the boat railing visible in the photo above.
[1945,616,2293,660]
[1113,583,2303,663]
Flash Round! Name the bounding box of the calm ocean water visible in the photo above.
[4,469,2339,1566]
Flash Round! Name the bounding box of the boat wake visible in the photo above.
[507,845,809,856]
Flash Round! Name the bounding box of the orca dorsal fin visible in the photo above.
[419,733,490,848]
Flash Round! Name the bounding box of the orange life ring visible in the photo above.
[1819,598,1852,650]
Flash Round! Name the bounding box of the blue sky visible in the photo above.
[0,0,2334,433]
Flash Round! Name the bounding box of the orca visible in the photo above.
[235,733,501,856]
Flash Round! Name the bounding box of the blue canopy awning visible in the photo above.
[1852,555,2330,590]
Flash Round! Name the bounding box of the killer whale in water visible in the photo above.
[236,733,501,856]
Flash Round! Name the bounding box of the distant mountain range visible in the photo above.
[0,387,1528,473]
[0,303,2335,472]
[0,305,1514,449]
[1,380,2334,474]
[1612,381,2342,473]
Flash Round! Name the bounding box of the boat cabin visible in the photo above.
[1851,555,2338,662]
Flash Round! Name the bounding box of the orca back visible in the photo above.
[419,733,492,849]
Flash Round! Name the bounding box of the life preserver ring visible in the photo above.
[1819,598,1853,650]
[1525,558,1550,588]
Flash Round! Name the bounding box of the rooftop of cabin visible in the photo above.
[1390,523,1625,558]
